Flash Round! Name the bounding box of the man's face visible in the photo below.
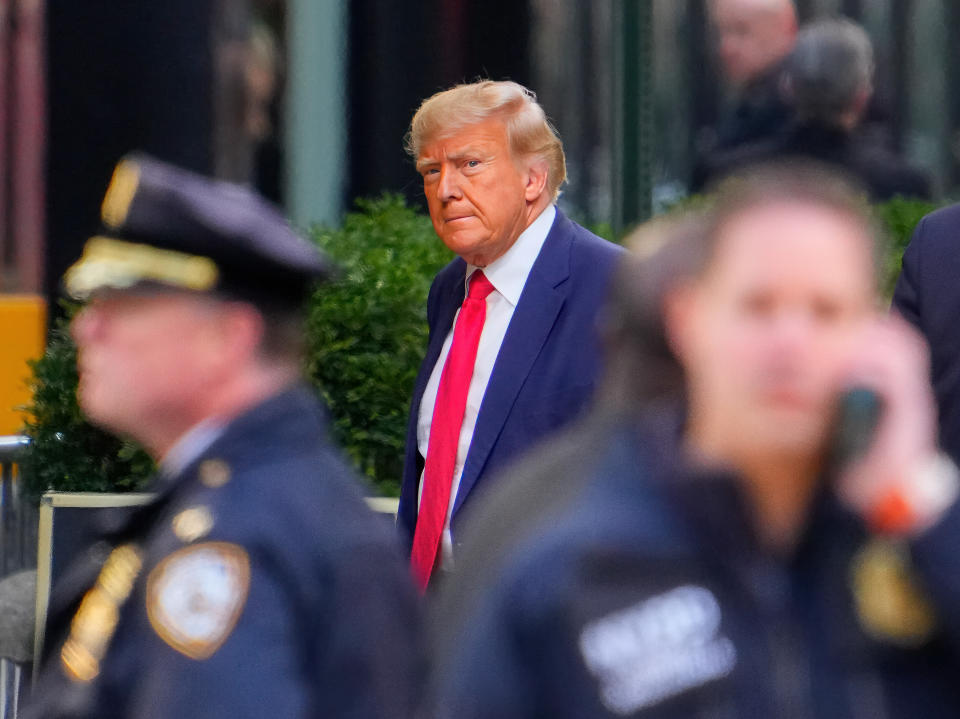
[673,201,876,459]
[71,290,228,448]
[418,118,540,267]
[712,0,795,86]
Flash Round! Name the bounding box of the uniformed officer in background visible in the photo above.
[426,162,960,718]
[24,154,423,719]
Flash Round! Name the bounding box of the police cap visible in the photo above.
[64,153,336,308]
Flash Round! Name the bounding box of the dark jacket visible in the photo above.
[399,209,624,546]
[428,415,960,718]
[893,204,960,465]
[692,61,793,191]
[26,385,423,719]
[700,121,931,201]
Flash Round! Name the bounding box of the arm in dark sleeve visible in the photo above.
[128,539,423,719]
[891,217,927,328]
[427,583,539,719]
[910,498,960,646]
[315,541,425,719]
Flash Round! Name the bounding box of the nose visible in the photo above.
[436,166,462,202]
[769,308,817,356]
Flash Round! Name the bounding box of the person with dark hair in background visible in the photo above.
[399,80,623,592]
[701,18,931,200]
[426,163,960,718]
[25,155,422,719]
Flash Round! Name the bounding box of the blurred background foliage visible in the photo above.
[17,193,935,498]
[305,195,451,495]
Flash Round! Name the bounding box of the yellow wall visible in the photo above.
[0,295,46,435]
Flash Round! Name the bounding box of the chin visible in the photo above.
[441,235,482,258]
[758,423,825,459]
[748,406,826,454]
[78,386,122,434]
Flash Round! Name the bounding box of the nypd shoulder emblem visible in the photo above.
[146,542,250,660]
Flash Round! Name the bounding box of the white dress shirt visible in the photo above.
[417,204,556,564]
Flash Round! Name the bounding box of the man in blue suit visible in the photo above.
[893,204,960,465]
[400,79,624,589]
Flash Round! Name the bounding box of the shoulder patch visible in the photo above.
[146,542,250,660]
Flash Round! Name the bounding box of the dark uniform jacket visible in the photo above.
[26,385,423,719]
[428,415,960,718]
[893,204,960,466]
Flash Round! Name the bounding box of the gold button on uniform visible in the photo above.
[199,459,231,489]
[171,506,215,544]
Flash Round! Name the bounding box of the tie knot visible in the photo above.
[467,271,495,301]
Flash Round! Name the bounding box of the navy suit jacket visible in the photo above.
[892,203,960,463]
[398,208,624,544]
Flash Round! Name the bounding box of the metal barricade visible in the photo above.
[0,436,34,719]
[0,437,36,577]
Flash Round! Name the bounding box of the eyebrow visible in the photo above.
[416,145,496,171]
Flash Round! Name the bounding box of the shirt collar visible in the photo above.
[466,204,556,306]
[160,417,225,479]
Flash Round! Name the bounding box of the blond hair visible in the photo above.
[405,80,567,202]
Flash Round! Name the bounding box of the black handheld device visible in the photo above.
[825,387,884,478]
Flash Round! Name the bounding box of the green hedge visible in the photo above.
[305,196,452,495]
[17,193,936,498]
[20,312,154,499]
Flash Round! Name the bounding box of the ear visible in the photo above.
[523,158,550,203]
[662,282,698,364]
[210,302,265,368]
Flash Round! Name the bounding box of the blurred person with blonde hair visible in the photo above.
[425,163,960,718]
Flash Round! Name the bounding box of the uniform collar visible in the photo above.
[160,417,225,480]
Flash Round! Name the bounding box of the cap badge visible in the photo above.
[101,158,141,229]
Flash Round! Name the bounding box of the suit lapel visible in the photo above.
[453,212,572,516]
[409,265,467,436]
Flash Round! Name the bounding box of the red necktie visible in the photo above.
[411,271,495,591]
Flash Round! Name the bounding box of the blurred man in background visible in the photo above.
[400,80,623,592]
[25,155,422,719]
[426,164,960,718]
[693,0,797,188]
[700,18,930,200]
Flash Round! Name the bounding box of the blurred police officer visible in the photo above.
[427,163,960,718]
[24,154,422,719]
